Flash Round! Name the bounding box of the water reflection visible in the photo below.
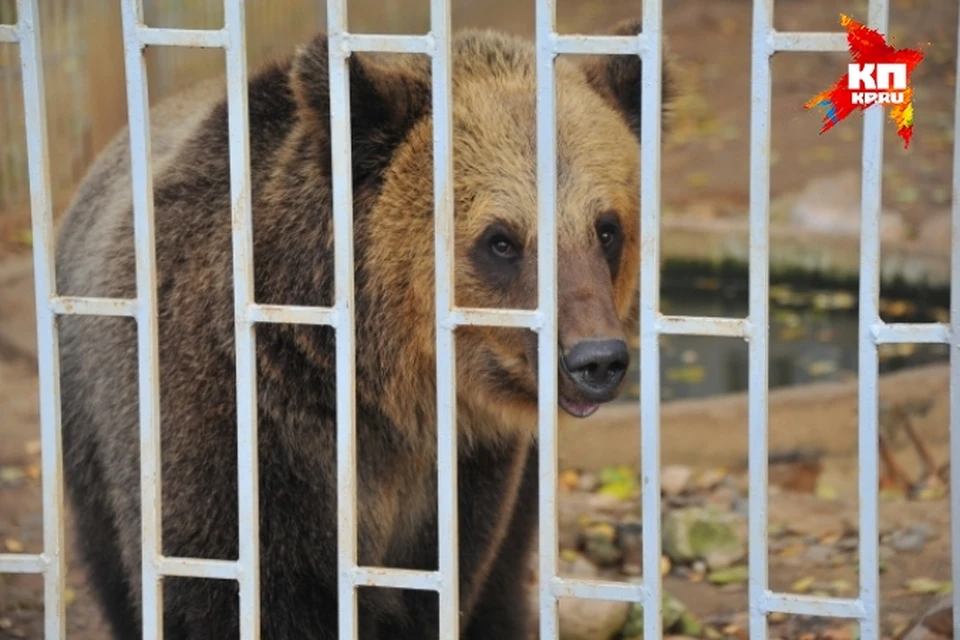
[620,284,950,403]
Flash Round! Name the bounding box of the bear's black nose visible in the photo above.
[561,338,630,402]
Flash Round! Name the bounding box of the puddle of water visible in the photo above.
[620,280,951,403]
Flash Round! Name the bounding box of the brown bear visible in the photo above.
[55,19,675,640]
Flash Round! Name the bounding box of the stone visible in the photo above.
[661,507,746,570]
[577,471,600,493]
[621,592,691,639]
[789,170,907,243]
[802,544,836,566]
[891,522,935,554]
[661,465,694,497]
[559,597,630,640]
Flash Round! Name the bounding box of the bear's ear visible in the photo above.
[291,34,432,180]
[579,20,677,139]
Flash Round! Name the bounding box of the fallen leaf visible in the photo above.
[815,482,840,500]
[660,555,671,576]
[791,575,815,594]
[4,538,24,553]
[707,565,748,585]
[24,440,41,456]
[559,470,579,492]
[24,464,40,481]
[0,467,25,484]
[905,577,950,595]
[64,586,76,606]
[13,229,32,247]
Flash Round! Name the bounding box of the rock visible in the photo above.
[661,465,694,497]
[662,507,746,570]
[581,521,622,567]
[694,468,726,491]
[577,472,600,493]
[621,592,693,639]
[617,519,643,576]
[902,595,953,640]
[559,552,600,579]
[891,522,935,554]
[802,544,836,566]
[789,170,907,243]
[559,597,630,640]
[916,211,953,253]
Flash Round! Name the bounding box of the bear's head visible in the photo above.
[290,20,677,440]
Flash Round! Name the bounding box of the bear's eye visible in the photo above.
[597,222,620,249]
[489,234,519,259]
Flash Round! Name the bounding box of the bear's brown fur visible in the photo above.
[55,20,676,639]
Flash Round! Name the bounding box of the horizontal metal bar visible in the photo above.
[138,27,228,49]
[157,557,238,581]
[0,553,45,573]
[49,296,137,317]
[447,308,542,330]
[345,34,434,54]
[0,24,17,43]
[351,567,441,591]
[551,34,646,56]
[764,592,866,619]
[873,322,951,344]
[247,303,338,326]
[657,315,748,338]
[552,577,645,603]
[769,31,848,53]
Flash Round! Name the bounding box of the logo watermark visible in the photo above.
[804,15,924,149]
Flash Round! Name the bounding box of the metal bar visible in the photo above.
[223,1,260,638]
[18,0,65,636]
[157,557,239,581]
[551,578,645,603]
[764,592,866,619]
[247,303,338,326]
[657,315,748,338]
[856,2,889,637]
[138,26,228,49]
[345,33,434,54]
[325,2,361,638]
[49,296,138,317]
[351,567,441,591]
[430,0,460,636]
[0,553,46,574]
[535,0,561,636]
[119,1,164,636]
[552,34,647,56]
[0,23,17,42]
[769,31,847,53]
[747,0,773,638]
[640,0,665,637]
[873,322,951,344]
[447,308,542,330]
[950,6,960,637]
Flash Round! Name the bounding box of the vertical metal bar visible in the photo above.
[223,1,260,638]
[747,0,773,637]
[430,0,459,635]
[949,5,960,637]
[17,0,66,636]
[857,2,889,638]
[119,0,164,637]
[325,1,359,638]
[640,0,664,637]
[534,0,560,637]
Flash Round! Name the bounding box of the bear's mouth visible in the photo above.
[557,393,600,419]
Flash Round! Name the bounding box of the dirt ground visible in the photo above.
[1,0,957,638]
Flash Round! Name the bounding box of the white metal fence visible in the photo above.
[0,0,957,638]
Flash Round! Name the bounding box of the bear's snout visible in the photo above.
[560,337,629,404]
